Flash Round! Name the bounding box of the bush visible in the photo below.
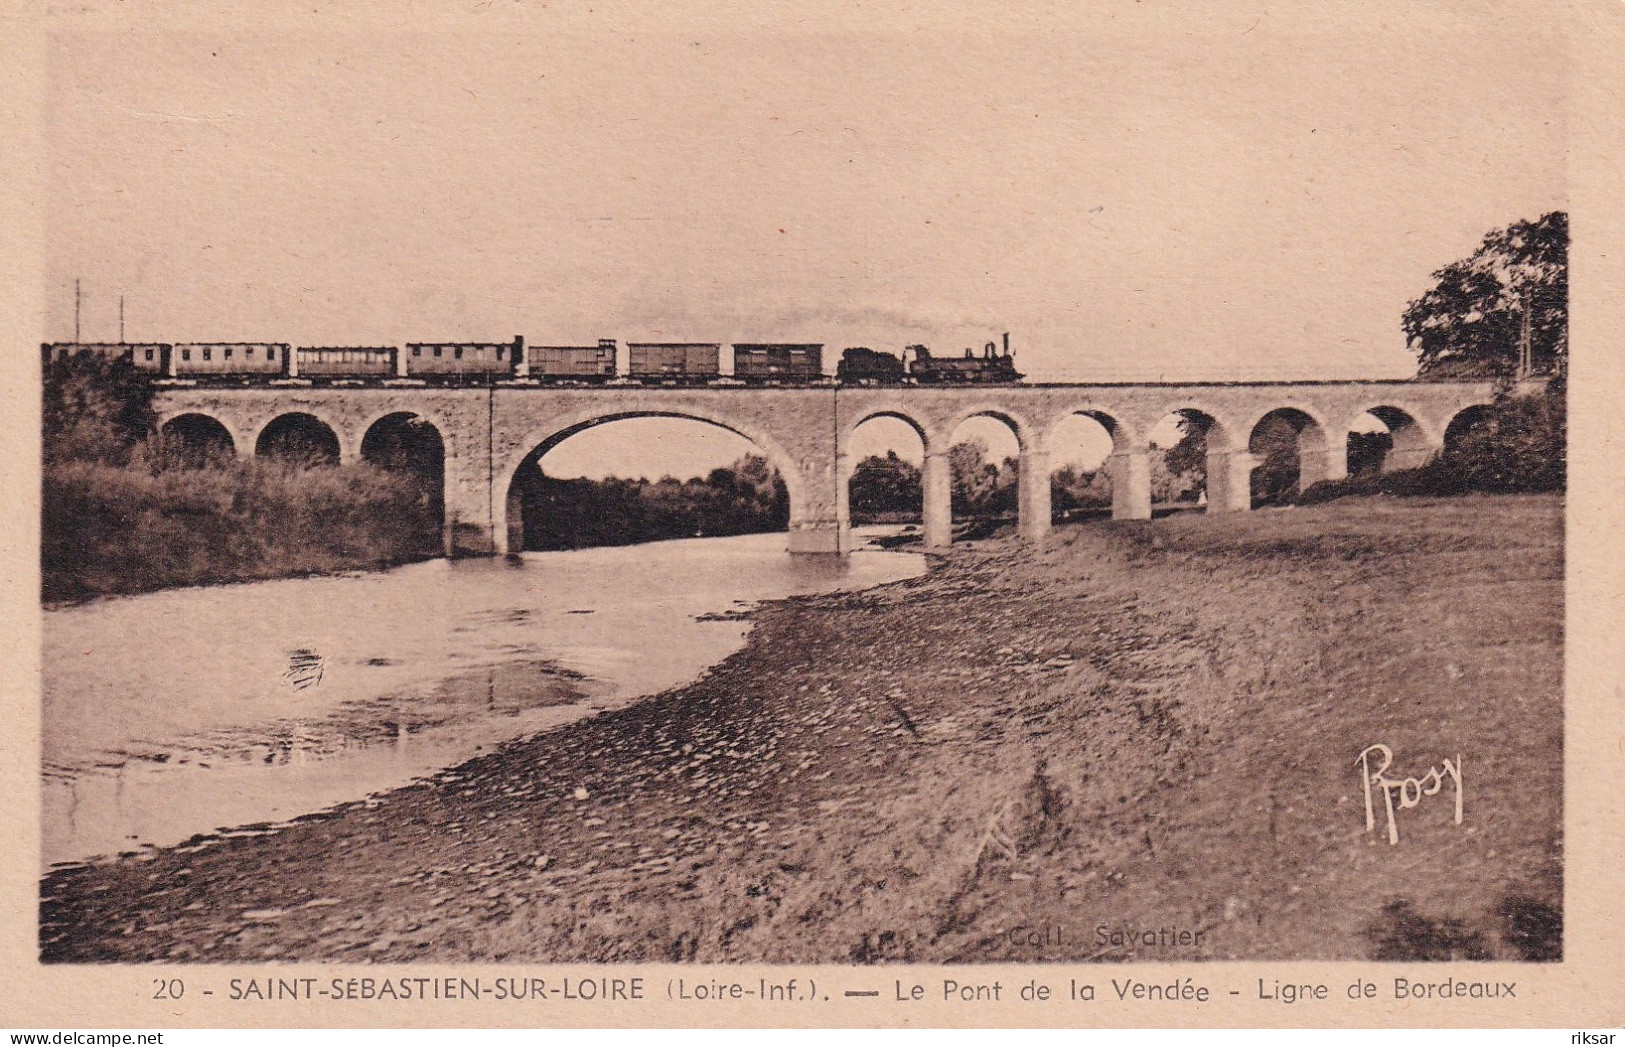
[1296,383,1564,504]
[1440,383,1565,492]
[42,455,443,602]
[40,358,444,601]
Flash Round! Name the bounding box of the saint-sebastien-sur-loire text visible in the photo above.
[227,977,644,1002]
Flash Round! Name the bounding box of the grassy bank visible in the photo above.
[42,456,443,603]
[40,494,1561,963]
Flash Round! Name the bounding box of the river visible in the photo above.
[41,530,925,870]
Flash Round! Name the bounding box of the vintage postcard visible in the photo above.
[2,0,1622,1031]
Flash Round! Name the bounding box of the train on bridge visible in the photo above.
[42,334,1024,388]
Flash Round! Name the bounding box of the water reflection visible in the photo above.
[42,530,922,868]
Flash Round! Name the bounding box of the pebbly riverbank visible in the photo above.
[40,494,1563,964]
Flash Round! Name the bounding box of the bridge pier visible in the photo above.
[1302,445,1349,488]
[1019,447,1051,543]
[1108,449,1153,520]
[787,522,847,555]
[922,451,953,549]
[444,453,501,557]
[1206,449,1261,513]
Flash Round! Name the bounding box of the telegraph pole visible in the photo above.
[1518,291,1533,379]
[74,279,81,342]
[120,295,126,343]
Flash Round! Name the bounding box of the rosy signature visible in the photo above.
[1357,744,1463,845]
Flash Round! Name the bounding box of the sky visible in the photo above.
[43,8,1568,477]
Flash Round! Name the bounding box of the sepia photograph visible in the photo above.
[7,0,1620,1030]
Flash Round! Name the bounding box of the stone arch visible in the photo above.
[1047,405,1139,456]
[157,412,236,465]
[254,412,342,465]
[356,407,457,466]
[360,412,448,553]
[1351,404,1441,473]
[1154,402,1241,454]
[497,408,808,556]
[1247,406,1334,506]
[841,409,930,534]
[1045,407,1133,524]
[942,404,1037,453]
[1442,403,1497,460]
[1136,404,1243,514]
[942,404,1049,543]
[842,406,935,465]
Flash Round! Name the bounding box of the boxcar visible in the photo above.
[297,346,397,379]
[528,339,618,382]
[731,343,823,383]
[171,343,289,379]
[42,343,171,374]
[627,342,721,383]
[405,337,522,382]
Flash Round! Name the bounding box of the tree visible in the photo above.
[948,439,1012,517]
[1050,463,1110,518]
[1403,212,1567,379]
[42,355,157,465]
[848,451,922,519]
[1248,414,1303,505]
[1152,418,1206,504]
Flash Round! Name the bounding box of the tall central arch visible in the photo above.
[497,409,809,555]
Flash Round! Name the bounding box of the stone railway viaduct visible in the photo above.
[152,380,1502,555]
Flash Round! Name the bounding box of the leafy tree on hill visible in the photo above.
[1403,211,1567,379]
[42,355,156,465]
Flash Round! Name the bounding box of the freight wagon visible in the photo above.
[527,339,618,383]
[627,343,722,384]
[731,343,824,384]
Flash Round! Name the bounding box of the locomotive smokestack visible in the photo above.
[1003,331,1010,357]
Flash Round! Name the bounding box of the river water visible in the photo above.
[42,530,924,870]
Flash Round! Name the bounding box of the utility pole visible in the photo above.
[1518,291,1533,380]
[120,295,126,343]
[74,279,81,342]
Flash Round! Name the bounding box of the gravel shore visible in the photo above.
[40,494,1563,964]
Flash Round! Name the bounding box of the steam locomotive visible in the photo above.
[43,332,1023,387]
[836,334,1023,385]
